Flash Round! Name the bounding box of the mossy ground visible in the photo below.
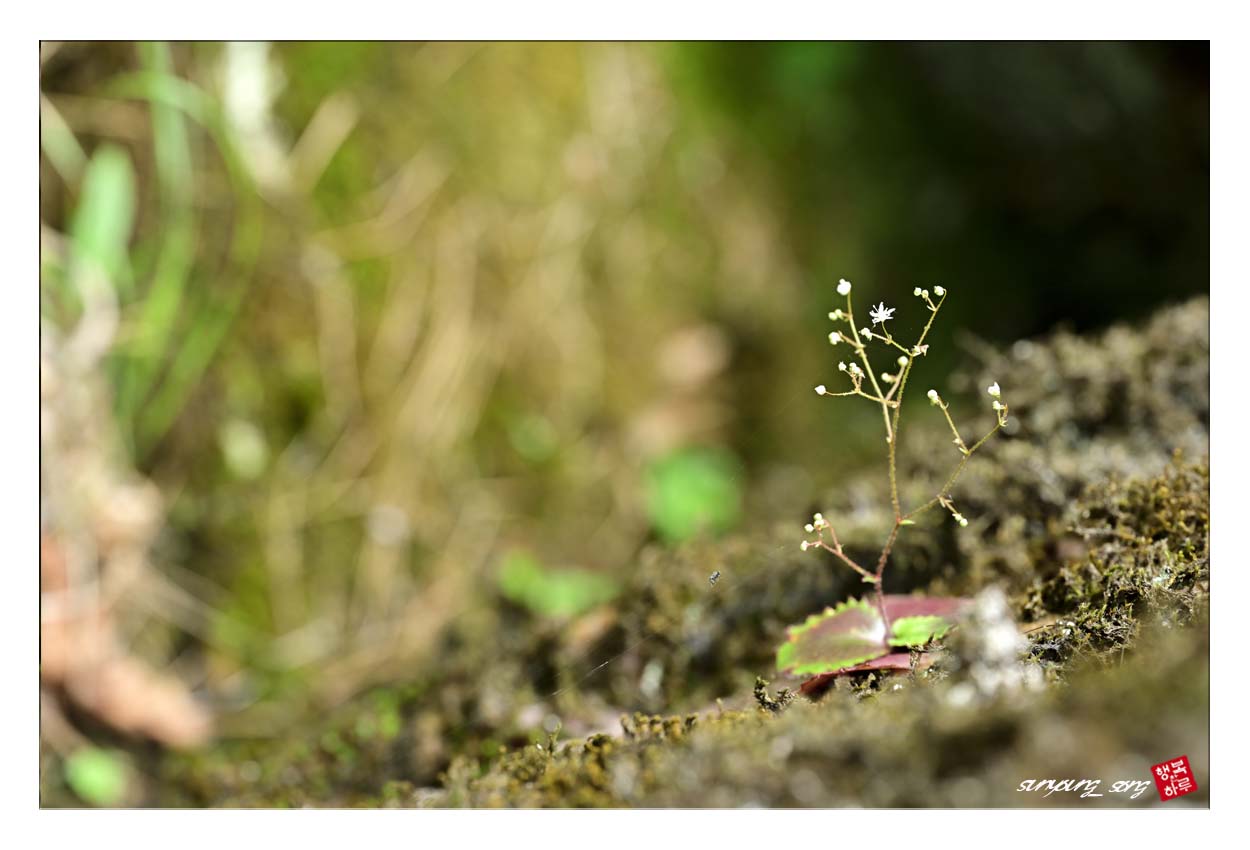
[422,453,1209,808]
[77,298,1206,808]
[428,621,1206,808]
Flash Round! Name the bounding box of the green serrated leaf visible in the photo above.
[775,598,889,676]
[888,615,952,647]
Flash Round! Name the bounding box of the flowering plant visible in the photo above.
[776,279,1009,678]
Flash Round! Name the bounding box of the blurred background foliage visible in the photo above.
[39,42,1207,798]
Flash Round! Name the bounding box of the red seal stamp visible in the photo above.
[1151,755,1197,802]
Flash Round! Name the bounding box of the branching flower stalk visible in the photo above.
[800,280,1009,630]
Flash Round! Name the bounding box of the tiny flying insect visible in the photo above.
[708,570,721,587]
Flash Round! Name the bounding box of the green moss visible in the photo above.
[940,297,1209,594]
[413,301,1210,808]
[752,676,795,714]
[426,608,1206,807]
[1019,454,1208,666]
[429,709,766,808]
[155,683,436,807]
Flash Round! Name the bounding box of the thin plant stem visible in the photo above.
[819,388,898,407]
[937,401,966,451]
[844,296,893,445]
[805,287,1003,636]
[903,419,1004,522]
[813,535,874,583]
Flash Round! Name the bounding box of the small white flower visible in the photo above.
[992,400,1004,411]
[813,512,824,523]
[815,385,827,395]
[958,516,969,527]
[927,389,940,405]
[837,279,852,296]
[838,361,847,371]
[829,331,842,345]
[913,287,923,297]
[934,285,946,296]
[987,382,1001,398]
[804,523,814,533]
[828,309,844,321]
[897,355,909,367]
[868,302,895,325]
[861,327,873,340]
[849,363,864,377]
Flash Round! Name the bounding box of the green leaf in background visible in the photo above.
[218,418,269,479]
[497,551,619,619]
[102,60,265,459]
[507,412,559,464]
[114,43,198,455]
[40,96,87,185]
[64,747,128,807]
[888,615,953,648]
[775,598,889,676]
[69,144,136,296]
[645,447,742,544]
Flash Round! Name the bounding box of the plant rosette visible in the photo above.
[775,595,970,693]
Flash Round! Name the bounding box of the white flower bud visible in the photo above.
[987,382,1001,398]
[838,361,847,371]
[804,523,814,533]
[992,400,1004,411]
[815,385,827,395]
[897,355,909,367]
[882,372,895,383]
[861,327,873,340]
[837,279,852,296]
[913,287,923,296]
[934,285,946,296]
[927,389,940,404]
[958,517,969,527]
[829,331,842,344]
[922,289,930,299]
[800,541,810,551]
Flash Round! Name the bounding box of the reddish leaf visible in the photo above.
[878,594,971,622]
[798,651,938,698]
[775,599,889,676]
[780,594,971,696]
[841,651,922,673]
